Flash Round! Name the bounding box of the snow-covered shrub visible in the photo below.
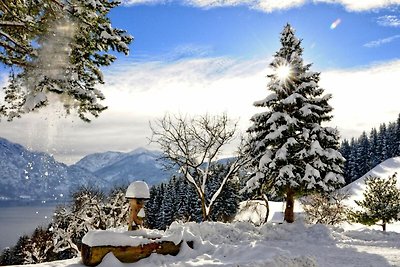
[22,226,56,264]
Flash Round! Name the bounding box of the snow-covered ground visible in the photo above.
[10,157,400,267]
[11,220,400,267]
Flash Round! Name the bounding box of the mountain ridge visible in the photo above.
[0,137,175,201]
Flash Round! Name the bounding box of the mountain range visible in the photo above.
[0,137,176,202]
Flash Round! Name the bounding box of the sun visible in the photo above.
[275,63,292,81]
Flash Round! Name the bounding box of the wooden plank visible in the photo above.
[81,240,182,266]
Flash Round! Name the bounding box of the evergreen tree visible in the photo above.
[396,114,400,155]
[145,185,161,229]
[348,138,359,182]
[339,139,351,184]
[246,24,344,223]
[355,132,370,177]
[161,182,175,229]
[377,123,389,162]
[0,247,13,266]
[10,235,30,265]
[0,0,132,121]
[369,128,380,168]
[350,173,400,231]
[387,122,398,158]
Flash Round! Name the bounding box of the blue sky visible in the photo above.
[1,0,400,164]
[110,2,400,68]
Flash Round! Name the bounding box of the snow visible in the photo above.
[11,219,400,267]
[9,158,400,267]
[125,181,150,199]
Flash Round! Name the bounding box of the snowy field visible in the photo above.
[9,157,400,267]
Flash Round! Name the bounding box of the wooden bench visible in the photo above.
[80,230,193,266]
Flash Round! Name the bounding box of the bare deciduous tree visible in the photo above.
[150,113,250,221]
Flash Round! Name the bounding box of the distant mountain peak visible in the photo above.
[128,147,161,155]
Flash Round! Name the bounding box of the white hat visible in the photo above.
[125,181,150,199]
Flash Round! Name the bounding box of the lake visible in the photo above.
[0,202,64,251]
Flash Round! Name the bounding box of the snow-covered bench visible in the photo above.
[80,229,192,266]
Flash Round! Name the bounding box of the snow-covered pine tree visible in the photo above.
[350,173,400,231]
[396,114,400,155]
[0,247,13,266]
[387,122,398,158]
[0,0,132,122]
[339,139,351,184]
[377,123,389,162]
[356,132,370,177]
[246,24,345,223]
[369,128,380,168]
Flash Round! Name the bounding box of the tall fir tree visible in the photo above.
[339,139,351,184]
[246,24,345,223]
[387,122,398,158]
[377,123,389,162]
[396,114,400,155]
[368,128,380,168]
[355,132,370,177]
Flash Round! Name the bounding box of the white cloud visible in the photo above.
[121,0,400,12]
[363,34,400,47]
[122,0,167,5]
[1,57,400,164]
[377,15,400,27]
[320,59,400,139]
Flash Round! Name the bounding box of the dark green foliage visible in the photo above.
[340,114,400,184]
[0,247,13,266]
[145,169,240,230]
[0,0,132,121]
[349,173,400,231]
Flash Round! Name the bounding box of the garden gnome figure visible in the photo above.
[125,181,150,231]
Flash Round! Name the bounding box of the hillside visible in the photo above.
[341,157,400,206]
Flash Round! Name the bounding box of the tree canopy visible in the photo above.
[0,0,132,122]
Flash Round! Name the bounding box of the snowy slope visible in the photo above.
[341,157,400,207]
[74,151,126,172]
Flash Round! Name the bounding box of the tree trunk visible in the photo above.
[262,194,270,224]
[382,222,386,232]
[200,193,209,221]
[284,188,295,223]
